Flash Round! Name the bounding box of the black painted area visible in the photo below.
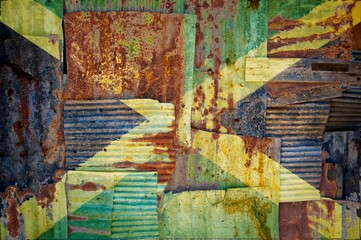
[221,86,266,137]
[0,22,64,193]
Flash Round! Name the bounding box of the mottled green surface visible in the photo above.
[34,0,63,18]
[160,188,278,239]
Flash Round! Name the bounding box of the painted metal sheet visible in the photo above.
[63,11,195,146]
[64,0,269,134]
[265,101,331,201]
[66,171,159,239]
[64,99,175,190]
[268,0,358,60]
[326,86,361,131]
[246,57,361,83]
[166,128,281,194]
[0,0,63,60]
[160,188,278,239]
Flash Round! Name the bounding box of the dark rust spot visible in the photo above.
[248,0,259,9]
[311,63,349,72]
[13,121,24,147]
[6,191,20,237]
[69,182,106,192]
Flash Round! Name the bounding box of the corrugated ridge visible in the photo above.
[111,173,159,239]
[64,100,146,168]
[326,87,361,131]
[265,101,330,138]
[266,102,328,201]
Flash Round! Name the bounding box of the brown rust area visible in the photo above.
[352,22,361,50]
[243,136,272,157]
[63,12,184,104]
[113,161,176,184]
[268,2,355,60]
[68,182,107,191]
[267,82,344,106]
[247,0,260,9]
[279,202,302,240]
[269,16,303,31]
[6,191,20,237]
[311,63,349,72]
[320,152,338,198]
[13,121,24,147]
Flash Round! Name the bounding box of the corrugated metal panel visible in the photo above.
[63,11,195,146]
[64,99,175,188]
[266,101,330,201]
[66,171,159,239]
[112,172,159,239]
[64,99,146,169]
[326,87,361,131]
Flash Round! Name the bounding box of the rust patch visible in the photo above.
[6,189,20,237]
[269,16,303,31]
[279,202,302,240]
[243,136,272,157]
[12,121,24,147]
[36,183,56,208]
[68,182,107,192]
[352,22,361,50]
[320,152,338,198]
[248,0,260,9]
[312,63,349,72]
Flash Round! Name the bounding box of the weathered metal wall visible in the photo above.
[1,0,361,239]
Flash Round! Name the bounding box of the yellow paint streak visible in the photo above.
[0,0,62,60]
[352,1,361,26]
[344,205,360,239]
[78,100,174,168]
[279,167,320,202]
[18,177,67,239]
[246,57,300,82]
[268,39,330,55]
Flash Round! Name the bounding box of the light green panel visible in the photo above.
[160,188,278,239]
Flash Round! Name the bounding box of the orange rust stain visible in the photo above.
[36,183,57,208]
[6,190,20,238]
[68,182,106,191]
[319,161,338,199]
[243,136,272,157]
[269,16,304,31]
[352,22,361,49]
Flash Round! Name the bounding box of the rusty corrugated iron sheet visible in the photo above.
[326,86,361,131]
[64,99,175,189]
[66,171,159,239]
[265,101,331,201]
[63,11,195,146]
[268,0,358,60]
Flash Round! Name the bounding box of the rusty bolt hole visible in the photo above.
[357,77,360,81]
[99,108,103,112]
[104,148,107,151]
